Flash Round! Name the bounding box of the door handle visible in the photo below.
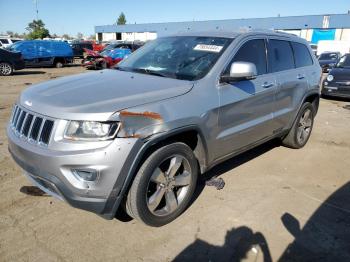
[262,82,274,88]
[297,74,305,80]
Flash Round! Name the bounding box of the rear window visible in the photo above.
[268,39,295,72]
[291,42,313,67]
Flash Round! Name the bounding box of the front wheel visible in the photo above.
[282,102,315,149]
[0,62,13,76]
[126,142,198,227]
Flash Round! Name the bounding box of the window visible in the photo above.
[229,39,267,75]
[268,39,295,72]
[0,39,9,44]
[291,42,313,67]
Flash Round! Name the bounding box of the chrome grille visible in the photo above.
[10,105,55,146]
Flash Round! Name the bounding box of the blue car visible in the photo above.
[7,40,73,68]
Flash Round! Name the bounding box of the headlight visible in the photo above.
[64,121,119,141]
[327,75,334,82]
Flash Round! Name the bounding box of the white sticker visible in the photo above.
[193,44,223,53]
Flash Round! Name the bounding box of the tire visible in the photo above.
[282,102,315,149]
[126,142,198,227]
[55,60,64,68]
[0,62,13,76]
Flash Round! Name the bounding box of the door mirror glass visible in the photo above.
[221,62,257,83]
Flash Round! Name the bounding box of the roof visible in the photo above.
[164,29,303,39]
[95,13,350,36]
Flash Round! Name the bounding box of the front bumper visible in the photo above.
[322,81,350,98]
[7,124,142,218]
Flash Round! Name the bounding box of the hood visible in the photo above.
[19,69,193,121]
[329,67,350,81]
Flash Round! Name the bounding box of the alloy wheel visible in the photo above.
[0,63,12,76]
[297,108,312,144]
[146,155,192,217]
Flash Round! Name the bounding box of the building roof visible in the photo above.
[95,13,350,35]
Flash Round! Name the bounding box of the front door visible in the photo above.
[216,38,276,159]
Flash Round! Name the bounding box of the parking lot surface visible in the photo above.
[0,68,350,261]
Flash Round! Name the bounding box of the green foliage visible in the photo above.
[117,12,126,25]
[25,19,50,39]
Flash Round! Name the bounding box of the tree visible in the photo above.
[117,12,126,25]
[26,19,50,39]
[6,31,14,37]
[76,32,83,39]
[62,34,72,40]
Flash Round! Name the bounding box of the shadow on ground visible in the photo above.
[279,182,350,261]
[13,70,46,75]
[173,182,350,261]
[174,227,272,262]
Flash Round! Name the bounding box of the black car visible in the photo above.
[318,52,341,72]
[322,54,350,98]
[0,48,25,76]
[71,42,93,58]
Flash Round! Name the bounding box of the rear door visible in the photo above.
[268,39,310,131]
[217,38,277,157]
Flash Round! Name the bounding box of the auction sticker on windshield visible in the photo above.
[193,44,223,53]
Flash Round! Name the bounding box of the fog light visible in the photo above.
[324,81,328,86]
[72,169,98,181]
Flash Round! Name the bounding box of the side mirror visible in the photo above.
[220,62,257,83]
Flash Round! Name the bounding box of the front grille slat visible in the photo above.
[39,120,54,144]
[13,108,22,127]
[16,111,26,132]
[10,105,54,146]
[29,117,43,141]
[22,114,34,137]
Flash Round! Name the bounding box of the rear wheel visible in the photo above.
[126,142,198,227]
[0,62,13,76]
[282,102,315,149]
[54,60,64,68]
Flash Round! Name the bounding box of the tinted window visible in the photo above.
[0,39,9,44]
[230,39,267,75]
[319,53,339,60]
[291,42,313,67]
[268,40,295,72]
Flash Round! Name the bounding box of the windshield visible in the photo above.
[116,36,232,81]
[336,55,350,68]
[319,53,339,60]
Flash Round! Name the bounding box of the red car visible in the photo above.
[82,48,131,70]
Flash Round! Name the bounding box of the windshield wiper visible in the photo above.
[132,68,169,78]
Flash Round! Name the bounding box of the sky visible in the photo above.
[0,0,349,36]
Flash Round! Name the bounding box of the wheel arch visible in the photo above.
[101,126,209,219]
[302,92,320,115]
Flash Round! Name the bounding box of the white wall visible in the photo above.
[121,32,157,42]
[102,33,117,41]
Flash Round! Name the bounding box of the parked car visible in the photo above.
[70,41,93,58]
[318,52,341,72]
[0,48,25,75]
[322,53,350,98]
[102,42,143,52]
[82,48,131,70]
[7,31,321,226]
[7,40,73,68]
[0,37,22,48]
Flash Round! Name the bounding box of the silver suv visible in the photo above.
[7,31,321,226]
